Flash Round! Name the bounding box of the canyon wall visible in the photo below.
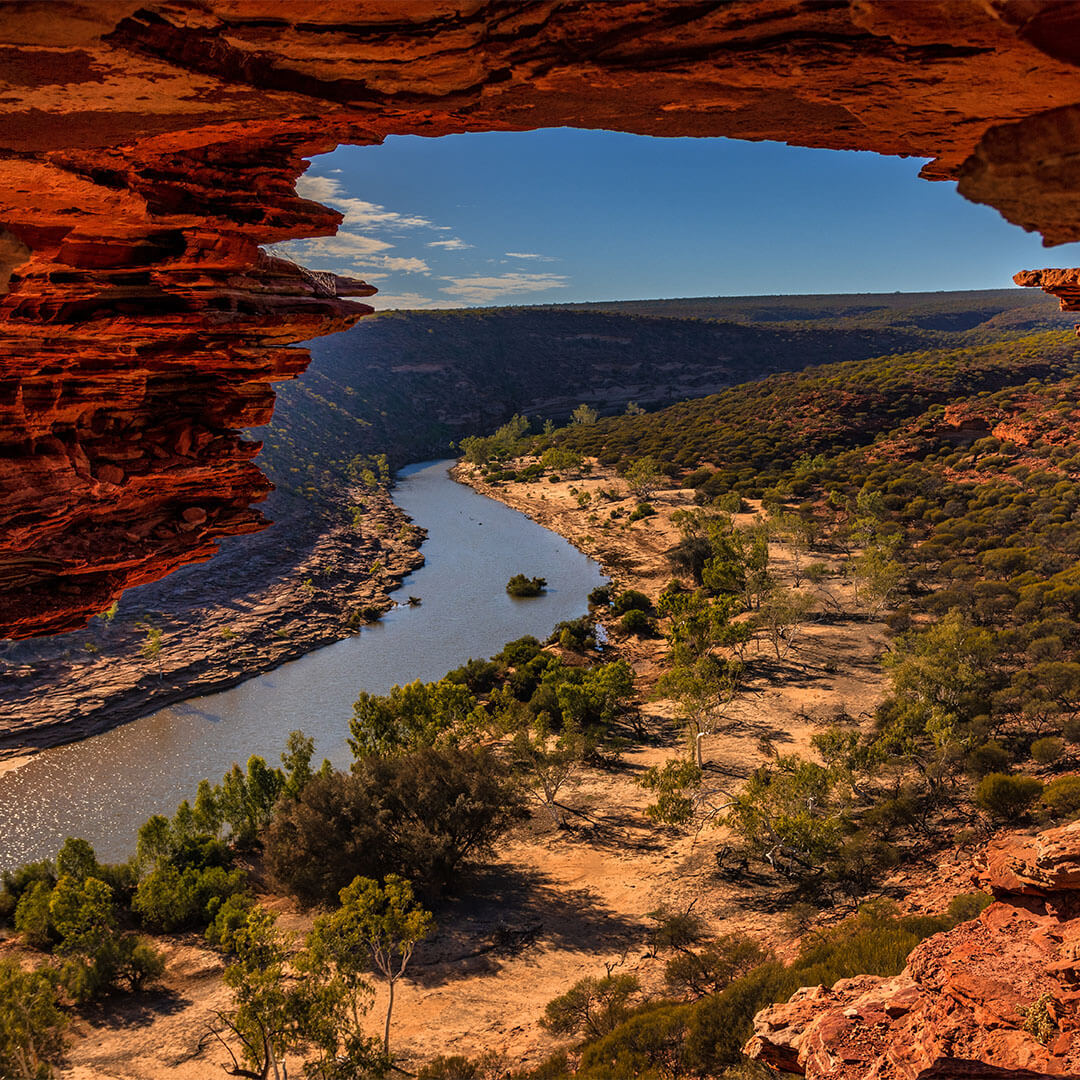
[746,822,1080,1078]
[5,0,1080,637]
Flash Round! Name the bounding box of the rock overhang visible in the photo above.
[4,0,1080,637]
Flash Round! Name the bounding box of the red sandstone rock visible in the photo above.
[746,823,1080,1078]
[4,2,1080,636]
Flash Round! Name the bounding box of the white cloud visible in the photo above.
[439,272,569,305]
[366,255,430,274]
[297,174,440,231]
[287,233,393,258]
[427,238,472,250]
[504,251,556,261]
[372,291,464,311]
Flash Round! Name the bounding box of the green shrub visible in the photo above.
[445,657,501,694]
[497,635,543,667]
[265,746,527,906]
[506,574,548,598]
[974,773,1044,821]
[613,590,652,615]
[577,1002,690,1080]
[1031,736,1065,765]
[15,881,55,949]
[0,959,66,1078]
[133,863,247,932]
[541,973,640,1039]
[1042,775,1080,818]
[588,584,614,609]
[0,859,56,926]
[619,609,655,636]
[664,934,770,999]
[945,891,993,925]
[628,502,655,523]
[965,740,1011,778]
[550,617,596,652]
[205,892,256,953]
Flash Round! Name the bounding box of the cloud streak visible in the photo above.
[439,272,569,305]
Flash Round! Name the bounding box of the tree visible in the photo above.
[0,959,66,1080]
[281,730,316,798]
[214,906,299,1080]
[754,586,814,662]
[511,714,587,826]
[656,654,741,767]
[724,755,844,878]
[348,679,479,759]
[506,574,547,598]
[541,973,640,1039]
[571,403,598,426]
[328,875,434,1056]
[265,747,526,906]
[624,457,662,499]
[218,757,284,846]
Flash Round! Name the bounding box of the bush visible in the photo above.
[664,934,770,999]
[613,590,652,615]
[133,863,247,932]
[541,973,640,1039]
[628,502,655,523]
[550,617,596,653]
[619,609,655,636]
[496,635,543,667]
[265,747,527,906]
[965,740,1011,779]
[1042,775,1080,818]
[974,773,1044,821]
[0,859,56,925]
[507,574,547,597]
[445,657,501,694]
[945,891,993,924]
[0,959,66,1078]
[577,1002,690,1079]
[587,584,614,609]
[1031,736,1065,765]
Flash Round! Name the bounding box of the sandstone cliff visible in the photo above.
[746,822,1080,1078]
[5,1,1080,637]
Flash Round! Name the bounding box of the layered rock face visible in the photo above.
[746,822,1080,1078]
[5,1,1080,637]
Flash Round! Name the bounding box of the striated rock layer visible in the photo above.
[6,2,1080,636]
[746,822,1080,1078]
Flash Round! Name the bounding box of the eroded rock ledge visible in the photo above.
[5,1,1080,637]
[745,822,1080,1078]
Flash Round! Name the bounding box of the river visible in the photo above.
[0,461,606,869]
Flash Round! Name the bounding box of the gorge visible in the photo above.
[8,4,1080,1078]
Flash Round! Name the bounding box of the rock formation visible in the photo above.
[5,1,1080,636]
[745,821,1080,1078]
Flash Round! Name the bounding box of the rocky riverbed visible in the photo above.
[0,486,424,764]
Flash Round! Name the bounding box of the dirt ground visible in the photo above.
[29,460,976,1078]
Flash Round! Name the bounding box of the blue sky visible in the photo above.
[280,129,1080,310]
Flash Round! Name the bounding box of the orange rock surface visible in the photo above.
[746,822,1080,1078]
[5,1,1080,637]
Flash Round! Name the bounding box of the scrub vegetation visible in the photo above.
[5,291,1076,1077]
